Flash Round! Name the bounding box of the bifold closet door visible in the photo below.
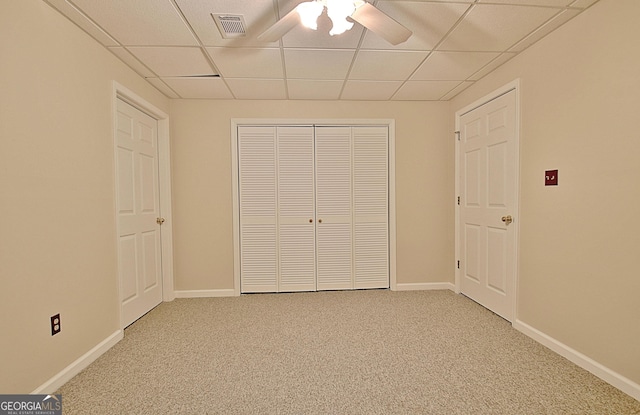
[238,124,389,293]
[238,126,315,293]
[352,126,389,289]
[315,126,389,290]
[315,127,353,290]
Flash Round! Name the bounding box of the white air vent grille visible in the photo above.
[212,14,247,39]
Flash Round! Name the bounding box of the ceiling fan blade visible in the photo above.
[258,7,300,42]
[350,3,412,45]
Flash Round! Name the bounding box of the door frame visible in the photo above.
[112,82,175,328]
[454,79,521,321]
[231,118,397,296]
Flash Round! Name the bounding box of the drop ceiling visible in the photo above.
[44,0,599,100]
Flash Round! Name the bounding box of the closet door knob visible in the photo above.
[318,219,322,223]
[309,219,313,223]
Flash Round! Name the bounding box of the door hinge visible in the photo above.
[457,196,460,205]
[457,260,460,269]
[455,131,460,141]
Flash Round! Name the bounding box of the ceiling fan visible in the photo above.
[258,0,412,45]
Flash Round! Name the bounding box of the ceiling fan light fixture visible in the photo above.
[296,1,324,30]
[326,0,355,36]
[258,0,410,45]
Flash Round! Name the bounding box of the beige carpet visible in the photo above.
[57,290,640,414]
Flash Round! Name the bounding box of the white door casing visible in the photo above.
[115,98,163,327]
[456,84,519,322]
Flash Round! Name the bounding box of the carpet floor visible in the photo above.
[57,290,640,414]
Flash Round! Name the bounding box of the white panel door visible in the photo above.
[459,90,517,321]
[315,127,354,290]
[353,127,389,289]
[277,126,316,292]
[238,126,278,293]
[115,99,162,327]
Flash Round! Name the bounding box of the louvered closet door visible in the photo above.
[277,126,316,292]
[238,126,316,293]
[353,127,389,289]
[238,126,278,293]
[239,124,389,293]
[315,126,389,290]
[315,127,354,290]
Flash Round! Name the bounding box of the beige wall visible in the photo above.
[170,100,454,291]
[450,0,640,385]
[0,2,169,393]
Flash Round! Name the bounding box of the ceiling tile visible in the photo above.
[478,0,574,6]
[45,0,118,46]
[350,50,428,81]
[162,78,233,99]
[360,1,471,51]
[174,0,276,47]
[45,0,599,100]
[440,81,474,101]
[226,79,287,99]
[341,81,403,101]
[412,51,500,81]
[69,0,198,45]
[393,80,461,100]
[108,47,155,78]
[509,8,581,52]
[468,53,517,81]
[438,4,559,52]
[570,0,600,8]
[287,80,344,100]
[127,47,214,77]
[145,78,180,98]
[206,47,283,78]
[284,49,356,80]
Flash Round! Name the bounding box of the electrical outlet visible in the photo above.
[51,314,61,336]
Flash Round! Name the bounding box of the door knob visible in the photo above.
[156,217,165,225]
[501,215,513,225]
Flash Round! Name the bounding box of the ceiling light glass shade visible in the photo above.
[296,1,324,30]
[326,0,355,36]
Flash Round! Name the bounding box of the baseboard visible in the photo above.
[394,282,455,291]
[32,330,123,394]
[514,320,640,401]
[174,289,237,298]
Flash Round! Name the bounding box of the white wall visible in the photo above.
[450,0,640,388]
[0,1,169,393]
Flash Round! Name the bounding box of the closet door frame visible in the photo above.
[231,119,397,296]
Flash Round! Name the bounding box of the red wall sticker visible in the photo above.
[545,170,558,186]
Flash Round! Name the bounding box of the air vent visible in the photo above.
[212,14,247,39]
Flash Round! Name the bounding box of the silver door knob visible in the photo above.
[501,215,513,225]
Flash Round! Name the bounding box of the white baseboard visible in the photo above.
[394,282,455,291]
[32,330,123,394]
[514,320,640,402]
[174,289,238,298]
